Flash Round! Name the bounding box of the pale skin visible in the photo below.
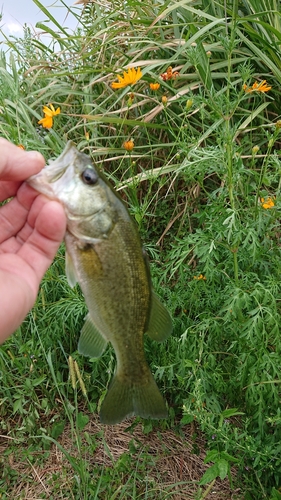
[0,138,66,343]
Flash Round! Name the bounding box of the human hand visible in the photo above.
[0,139,66,343]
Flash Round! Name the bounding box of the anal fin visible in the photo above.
[146,292,173,342]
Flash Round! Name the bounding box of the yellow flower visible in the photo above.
[261,197,275,209]
[111,67,142,89]
[193,274,206,280]
[161,95,168,105]
[38,104,61,129]
[123,139,134,151]
[149,82,160,91]
[243,80,271,93]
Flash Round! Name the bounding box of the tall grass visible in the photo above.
[1,0,281,498]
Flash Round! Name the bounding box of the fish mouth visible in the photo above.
[27,141,77,198]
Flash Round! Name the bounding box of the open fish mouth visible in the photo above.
[28,141,78,194]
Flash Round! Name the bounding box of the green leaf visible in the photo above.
[181,414,194,425]
[204,450,220,463]
[270,488,281,500]
[217,459,229,480]
[13,398,23,414]
[51,421,65,440]
[32,375,47,387]
[221,408,244,419]
[32,0,69,36]
[199,464,219,485]
[195,41,212,90]
[237,28,281,80]
[220,451,239,463]
[77,412,90,431]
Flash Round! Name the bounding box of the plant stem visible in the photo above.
[200,479,216,499]
[225,3,239,285]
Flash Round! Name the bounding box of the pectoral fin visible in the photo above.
[146,292,173,342]
[65,251,78,288]
[78,313,108,358]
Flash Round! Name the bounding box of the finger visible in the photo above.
[0,201,66,343]
[0,180,22,202]
[1,191,57,248]
[18,200,66,286]
[0,138,45,181]
[0,262,36,343]
[0,183,39,244]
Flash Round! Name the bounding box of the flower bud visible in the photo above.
[123,139,134,151]
[150,83,160,91]
[268,138,274,148]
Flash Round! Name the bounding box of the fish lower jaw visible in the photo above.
[27,177,56,199]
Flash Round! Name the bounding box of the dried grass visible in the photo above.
[0,416,243,499]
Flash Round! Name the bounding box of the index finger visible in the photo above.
[0,138,45,181]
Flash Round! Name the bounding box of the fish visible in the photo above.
[27,141,172,425]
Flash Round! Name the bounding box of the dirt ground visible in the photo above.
[1,416,243,499]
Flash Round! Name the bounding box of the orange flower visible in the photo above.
[261,196,275,209]
[160,66,179,81]
[38,104,61,129]
[149,82,160,90]
[193,274,206,280]
[17,144,25,150]
[111,67,142,90]
[161,95,168,105]
[243,80,271,93]
[123,139,134,151]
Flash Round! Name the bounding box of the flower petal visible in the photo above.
[38,115,53,128]
[42,106,53,116]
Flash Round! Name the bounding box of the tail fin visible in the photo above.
[99,371,168,425]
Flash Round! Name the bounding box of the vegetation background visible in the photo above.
[1,0,281,498]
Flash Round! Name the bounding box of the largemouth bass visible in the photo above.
[28,141,172,424]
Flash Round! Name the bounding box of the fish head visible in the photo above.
[28,141,119,241]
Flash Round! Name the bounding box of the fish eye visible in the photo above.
[82,167,98,185]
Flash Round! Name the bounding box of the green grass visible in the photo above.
[1,0,281,498]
